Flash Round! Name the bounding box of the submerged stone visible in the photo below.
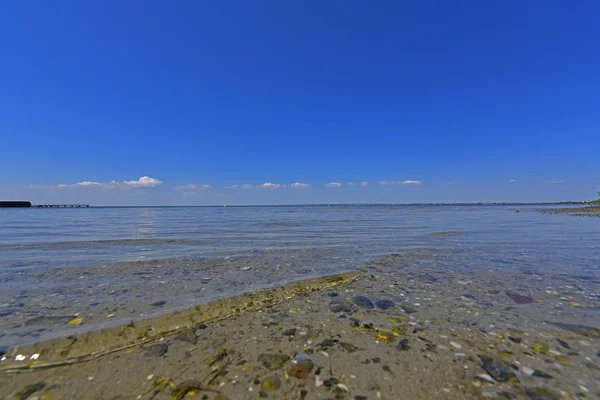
[329,299,353,313]
[352,296,375,309]
[261,376,281,391]
[16,382,45,400]
[545,321,600,338]
[145,343,169,357]
[531,341,549,354]
[480,355,516,382]
[532,370,552,379]
[375,299,395,310]
[401,303,417,314]
[287,360,314,379]
[283,328,297,337]
[175,329,198,345]
[419,274,438,282]
[526,387,560,400]
[506,291,534,304]
[340,342,358,352]
[556,338,571,349]
[258,353,290,370]
[397,338,410,351]
[150,300,166,307]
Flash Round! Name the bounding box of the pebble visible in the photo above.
[450,341,462,349]
[480,355,515,382]
[150,300,166,307]
[282,328,297,337]
[330,299,353,313]
[287,360,314,379]
[374,299,395,310]
[401,302,417,314]
[506,291,534,304]
[145,343,169,357]
[261,376,281,391]
[531,341,549,354]
[352,296,375,309]
[397,339,410,351]
[526,387,560,400]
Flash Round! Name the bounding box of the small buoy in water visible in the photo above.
[224,204,227,208]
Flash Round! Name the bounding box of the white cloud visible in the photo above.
[257,182,281,189]
[290,182,310,189]
[347,182,357,186]
[241,184,253,189]
[174,184,211,190]
[73,180,119,189]
[380,180,423,186]
[549,180,564,184]
[360,181,369,187]
[324,182,342,188]
[123,176,163,188]
[507,179,517,183]
[224,185,239,189]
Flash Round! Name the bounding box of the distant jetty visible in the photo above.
[0,201,89,208]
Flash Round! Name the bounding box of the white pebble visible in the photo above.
[450,341,462,349]
[521,366,534,375]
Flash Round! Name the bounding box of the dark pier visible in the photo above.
[33,204,90,208]
[1,201,89,208]
[0,201,32,208]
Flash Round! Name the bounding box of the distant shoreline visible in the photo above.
[537,205,600,217]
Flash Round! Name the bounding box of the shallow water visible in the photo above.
[1,205,598,347]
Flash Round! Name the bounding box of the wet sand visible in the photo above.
[2,253,599,400]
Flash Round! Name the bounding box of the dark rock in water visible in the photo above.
[175,329,198,345]
[327,292,339,297]
[283,328,297,337]
[196,323,208,330]
[508,336,522,344]
[462,294,475,299]
[329,299,353,313]
[16,382,45,400]
[556,338,571,349]
[340,342,358,352]
[526,387,560,400]
[506,292,534,304]
[258,353,290,370]
[287,360,314,379]
[375,299,395,310]
[145,343,169,357]
[259,390,268,398]
[349,318,360,327]
[397,339,410,351]
[352,296,375,309]
[0,345,7,356]
[480,355,515,382]
[354,396,368,400]
[545,321,600,338]
[150,300,166,307]
[401,302,417,314]
[532,370,552,379]
[419,274,438,282]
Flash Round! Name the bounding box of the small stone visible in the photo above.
[340,342,358,352]
[327,292,339,297]
[145,343,169,357]
[352,296,375,309]
[258,353,290,370]
[397,339,410,351]
[555,355,573,365]
[526,387,560,400]
[545,321,600,338]
[317,338,337,349]
[330,299,353,313]
[480,355,516,382]
[175,329,198,345]
[419,274,438,282]
[531,341,549,354]
[506,292,534,304]
[556,338,571,349]
[532,370,552,379]
[68,317,84,325]
[354,396,368,400]
[150,300,166,307]
[401,303,417,314]
[375,299,395,310]
[261,376,281,391]
[375,331,396,343]
[508,336,522,344]
[259,390,268,398]
[287,360,314,379]
[475,374,495,383]
[283,328,297,337]
[294,353,311,362]
[450,341,462,349]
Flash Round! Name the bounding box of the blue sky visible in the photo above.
[1,1,599,205]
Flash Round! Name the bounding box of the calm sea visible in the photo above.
[1,205,598,346]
